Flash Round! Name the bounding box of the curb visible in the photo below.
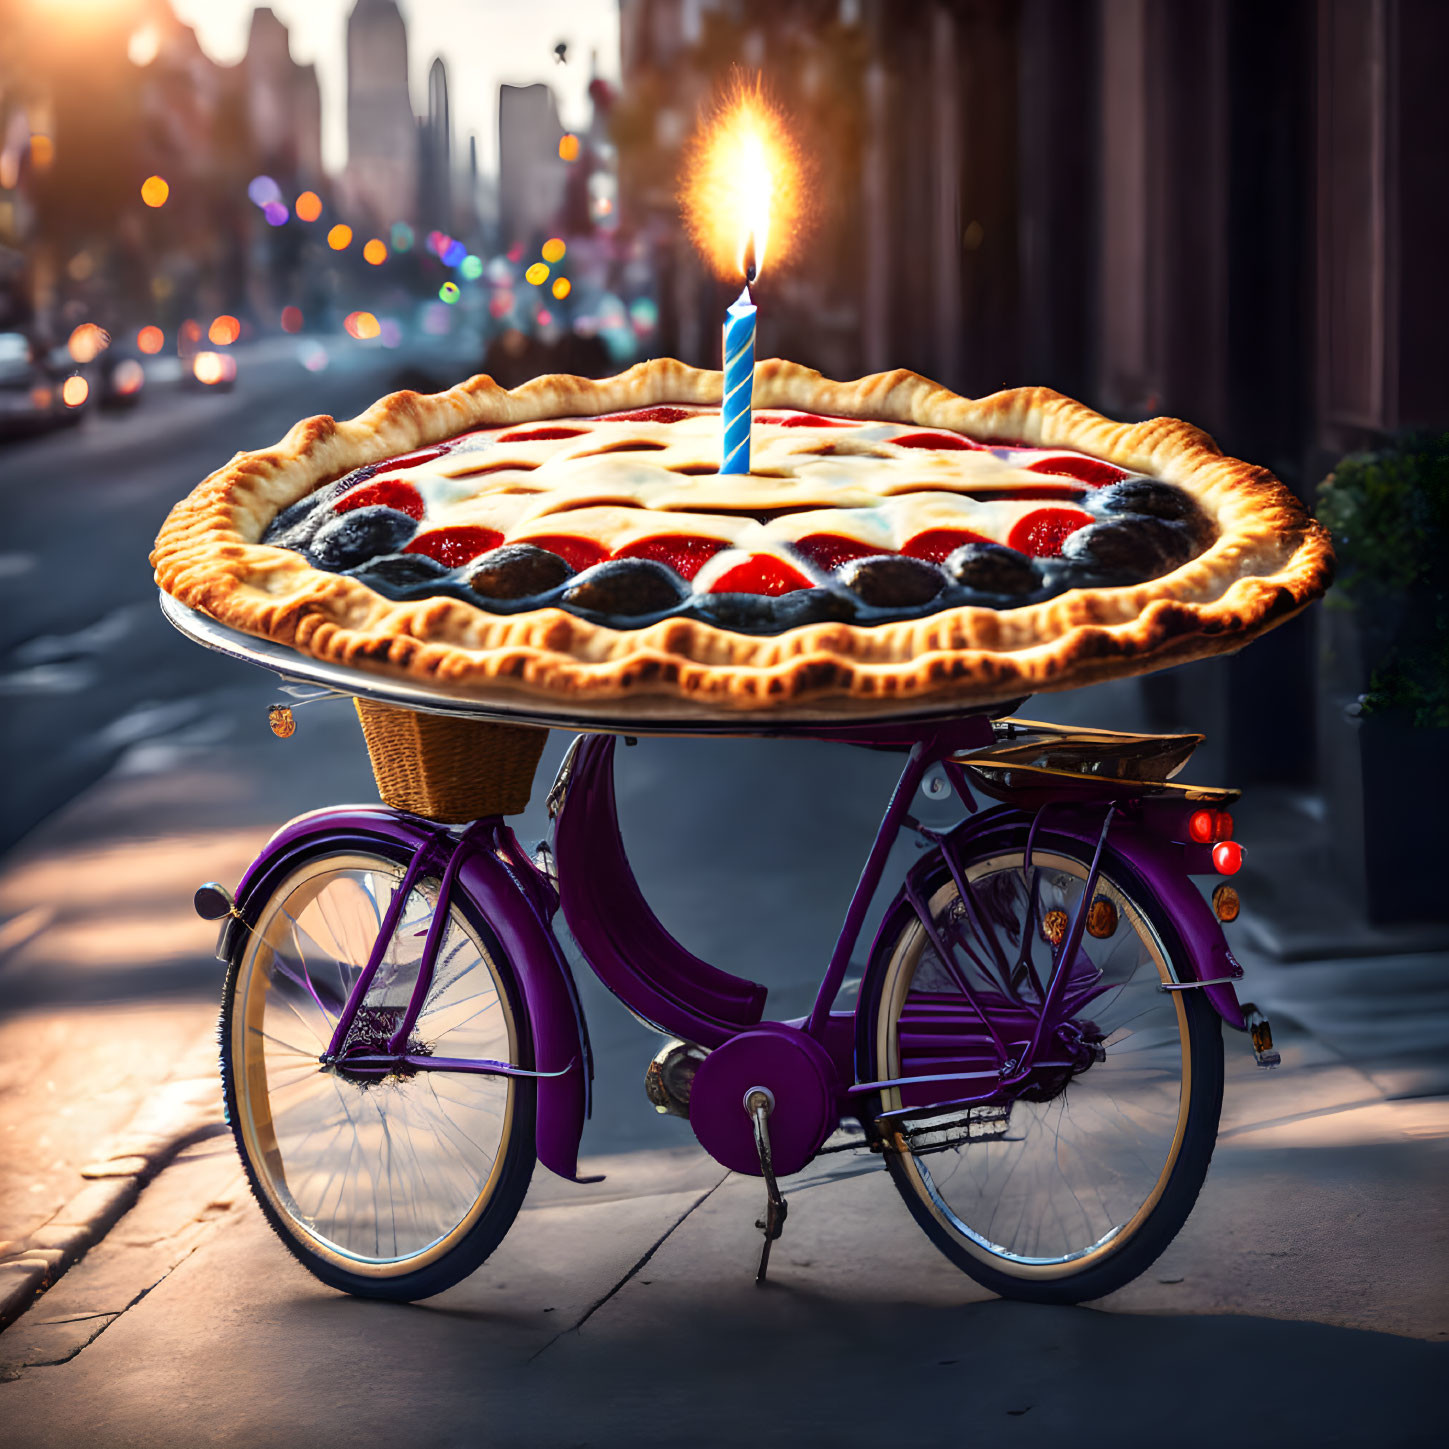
[0,1032,224,1332]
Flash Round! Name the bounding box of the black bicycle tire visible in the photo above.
[219,830,537,1302]
[857,820,1224,1305]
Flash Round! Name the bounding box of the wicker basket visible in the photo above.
[354,699,548,821]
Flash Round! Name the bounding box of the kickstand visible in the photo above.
[747,1088,788,1284]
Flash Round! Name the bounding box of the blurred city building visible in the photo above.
[497,83,567,252]
[344,0,416,228]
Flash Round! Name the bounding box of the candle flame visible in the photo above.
[680,77,803,282]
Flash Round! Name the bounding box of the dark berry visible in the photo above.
[466,544,574,600]
[263,494,328,549]
[309,506,418,571]
[347,552,450,596]
[836,554,947,609]
[696,588,859,634]
[1095,479,1214,545]
[519,535,608,572]
[944,542,1043,596]
[562,558,688,618]
[1061,515,1199,578]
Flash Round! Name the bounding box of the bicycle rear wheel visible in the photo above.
[220,836,536,1300]
[861,823,1223,1303]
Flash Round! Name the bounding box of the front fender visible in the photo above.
[226,805,591,1183]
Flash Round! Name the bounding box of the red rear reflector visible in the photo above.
[1188,809,1218,843]
[1212,841,1243,875]
[1214,812,1234,842]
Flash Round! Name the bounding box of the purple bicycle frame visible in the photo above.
[227,712,1248,1182]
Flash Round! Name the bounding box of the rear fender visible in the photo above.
[859,809,1247,1054]
[225,805,591,1182]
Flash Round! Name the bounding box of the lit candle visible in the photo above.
[721,240,757,475]
[678,80,803,478]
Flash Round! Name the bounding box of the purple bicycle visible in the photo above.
[169,596,1278,1307]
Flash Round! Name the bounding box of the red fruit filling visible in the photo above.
[333,479,425,521]
[404,526,503,568]
[614,535,727,579]
[890,431,983,451]
[372,444,452,475]
[497,426,589,443]
[710,555,813,596]
[1024,455,1129,486]
[1007,508,1092,557]
[597,406,699,424]
[775,412,852,428]
[521,535,608,572]
[901,528,993,562]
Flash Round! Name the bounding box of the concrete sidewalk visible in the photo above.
[1,674,1447,1445]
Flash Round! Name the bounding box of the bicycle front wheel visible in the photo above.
[221,837,536,1300]
[863,824,1223,1304]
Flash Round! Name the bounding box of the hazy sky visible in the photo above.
[170,0,621,177]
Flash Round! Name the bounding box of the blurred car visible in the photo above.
[0,332,84,441]
[96,345,147,410]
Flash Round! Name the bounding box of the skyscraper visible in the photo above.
[345,0,415,226]
[417,55,451,230]
[497,83,565,250]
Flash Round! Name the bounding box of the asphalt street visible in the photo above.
[0,351,1445,1444]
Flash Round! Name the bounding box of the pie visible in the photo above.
[152,359,1333,718]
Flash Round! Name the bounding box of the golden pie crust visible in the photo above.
[152,359,1334,716]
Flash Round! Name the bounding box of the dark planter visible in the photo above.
[1321,608,1449,924]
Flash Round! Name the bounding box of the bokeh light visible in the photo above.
[378,317,403,348]
[192,351,237,385]
[179,319,202,350]
[363,238,387,265]
[390,221,414,252]
[140,175,169,208]
[112,358,145,396]
[537,309,554,327]
[489,290,514,319]
[506,243,524,264]
[551,277,572,300]
[525,262,549,286]
[442,238,467,268]
[460,254,484,280]
[67,323,110,364]
[247,175,281,208]
[137,325,164,354]
[299,341,329,372]
[280,306,303,334]
[29,384,53,409]
[327,224,352,251]
[263,201,289,227]
[128,24,160,67]
[62,375,89,407]
[295,191,322,222]
[559,133,580,163]
[630,297,660,333]
[439,282,460,304]
[208,315,241,346]
[541,237,566,264]
[343,311,380,340]
[29,135,55,171]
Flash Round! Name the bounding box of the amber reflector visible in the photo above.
[1041,908,1068,947]
[1212,883,1240,922]
[1085,895,1118,938]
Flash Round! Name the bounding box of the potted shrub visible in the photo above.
[1316,433,1449,923]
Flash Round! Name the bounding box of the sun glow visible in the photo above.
[679,78,805,281]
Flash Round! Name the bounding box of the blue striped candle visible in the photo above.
[721,284,756,474]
